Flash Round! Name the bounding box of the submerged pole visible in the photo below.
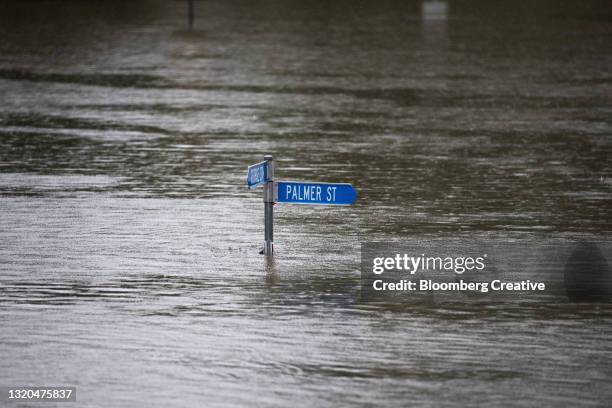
[263,155,274,256]
[187,0,195,30]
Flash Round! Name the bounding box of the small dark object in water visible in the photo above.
[564,241,612,302]
[187,0,195,30]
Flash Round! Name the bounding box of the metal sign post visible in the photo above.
[247,154,357,257]
[263,155,274,256]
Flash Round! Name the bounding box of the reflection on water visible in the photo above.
[0,0,611,406]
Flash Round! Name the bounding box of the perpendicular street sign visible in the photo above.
[247,155,357,257]
[276,181,357,205]
[247,161,268,189]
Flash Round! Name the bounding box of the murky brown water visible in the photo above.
[0,1,611,406]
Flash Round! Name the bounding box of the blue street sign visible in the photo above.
[277,181,357,205]
[247,161,268,189]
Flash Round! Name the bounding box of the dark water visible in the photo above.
[0,0,611,406]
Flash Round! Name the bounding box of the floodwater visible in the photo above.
[0,0,611,406]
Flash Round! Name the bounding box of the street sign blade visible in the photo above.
[247,161,268,189]
[276,181,357,205]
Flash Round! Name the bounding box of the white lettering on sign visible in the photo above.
[285,184,330,202]
[326,186,337,202]
[250,167,263,183]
